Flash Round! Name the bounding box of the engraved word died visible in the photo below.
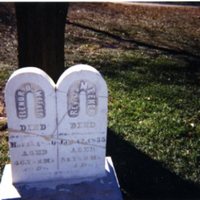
[5,64,108,184]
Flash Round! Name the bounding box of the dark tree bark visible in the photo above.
[15,3,68,81]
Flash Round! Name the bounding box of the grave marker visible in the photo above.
[0,65,123,200]
[57,64,108,179]
[4,67,57,183]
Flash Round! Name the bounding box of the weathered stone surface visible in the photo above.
[1,65,122,199]
[56,64,108,179]
[4,65,108,183]
[5,67,57,183]
[0,157,123,200]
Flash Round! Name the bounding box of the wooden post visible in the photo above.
[15,3,68,81]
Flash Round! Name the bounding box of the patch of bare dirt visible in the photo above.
[68,3,200,57]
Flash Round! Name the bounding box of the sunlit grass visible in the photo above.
[65,36,200,184]
[0,131,9,180]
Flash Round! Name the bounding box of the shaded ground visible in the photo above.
[0,3,17,66]
[0,2,200,200]
[66,3,200,199]
[107,129,200,199]
[67,3,200,57]
[0,3,17,119]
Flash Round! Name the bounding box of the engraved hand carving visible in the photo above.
[15,83,46,119]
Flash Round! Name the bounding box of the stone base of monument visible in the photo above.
[0,157,123,200]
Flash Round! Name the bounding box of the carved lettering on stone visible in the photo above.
[57,64,108,179]
[67,80,97,118]
[5,64,108,183]
[15,83,46,119]
[5,67,57,183]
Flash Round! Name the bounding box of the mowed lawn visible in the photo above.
[0,2,200,199]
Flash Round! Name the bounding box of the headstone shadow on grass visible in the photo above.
[107,128,200,199]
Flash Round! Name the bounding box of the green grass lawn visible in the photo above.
[105,52,200,183]
[0,66,12,178]
[65,5,200,190]
[1,28,200,200]
[0,131,8,174]
[64,21,200,197]
[65,43,200,184]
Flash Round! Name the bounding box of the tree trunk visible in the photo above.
[15,3,68,81]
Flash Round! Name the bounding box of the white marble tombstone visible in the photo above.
[1,65,123,200]
[5,67,57,183]
[56,64,108,179]
[5,65,108,183]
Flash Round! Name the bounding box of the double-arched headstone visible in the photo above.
[1,64,122,200]
[5,64,108,183]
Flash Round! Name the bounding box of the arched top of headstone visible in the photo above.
[7,67,55,84]
[57,64,100,85]
[6,67,55,93]
[56,64,108,97]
